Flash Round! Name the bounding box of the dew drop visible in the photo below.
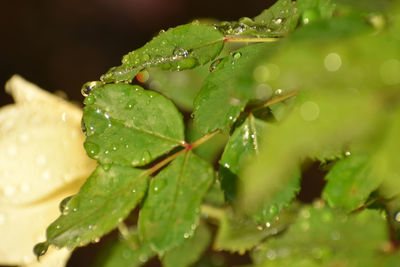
[33,242,49,258]
[81,81,104,97]
[275,89,283,95]
[59,196,73,213]
[269,204,279,217]
[233,52,242,60]
[224,163,230,168]
[183,233,190,239]
[209,58,223,72]
[136,70,150,83]
[75,236,81,243]
[173,47,189,58]
[344,151,351,157]
[141,150,151,164]
[85,142,100,157]
[274,18,282,24]
[85,95,95,105]
[394,211,400,222]
[153,179,167,193]
[56,225,61,229]
[73,208,78,212]
[93,237,100,243]
[102,164,111,171]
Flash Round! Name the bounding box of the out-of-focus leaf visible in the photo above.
[219,116,270,200]
[82,83,184,167]
[162,224,212,267]
[138,152,213,254]
[93,231,154,267]
[203,179,226,207]
[239,90,380,213]
[193,43,273,134]
[146,64,209,111]
[186,120,228,164]
[213,207,295,253]
[297,0,336,25]
[323,153,381,212]
[101,24,224,83]
[35,165,148,253]
[252,205,400,267]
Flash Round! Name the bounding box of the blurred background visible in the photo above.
[0,0,276,107]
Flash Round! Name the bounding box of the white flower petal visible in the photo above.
[0,75,96,205]
[0,190,75,265]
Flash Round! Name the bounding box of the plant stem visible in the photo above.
[263,89,299,108]
[201,204,225,220]
[224,36,280,43]
[145,149,186,176]
[191,131,219,150]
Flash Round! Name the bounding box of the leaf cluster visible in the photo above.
[36,0,400,266]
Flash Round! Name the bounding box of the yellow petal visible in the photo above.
[0,75,97,205]
[0,190,75,265]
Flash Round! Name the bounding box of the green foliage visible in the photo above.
[35,0,400,265]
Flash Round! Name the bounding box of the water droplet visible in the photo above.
[275,89,283,95]
[93,237,100,243]
[209,58,223,72]
[102,164,111,171]
[233,52,242,60]
[266,249,277,260]
[85,142,100,157]
[56,225,61,229]
[141,150,151,164]
[300,101,320,121]
[73,208,78,212]
[75,236,81,243]
[266,222,271,228]
[224,163,230,168]
[173,47,189,58]
[183,233,190,238]
[112,144,119,151]
[132,189,136,193]
[345,151,351,157]
[394,211,400,222]
[324,53,342,72]
[153,179,167,193]
[59,196,73,213]
[136,70,150,83]
[85,95,95,105]
[81,81,104,97]
[267,205,279,218]
[33,242,49,258]
[274,18,282,24]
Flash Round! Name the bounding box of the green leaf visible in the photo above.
[220,116,270,200]
[36,165,148,253]
[138,152,214,254]
[253,0,299,34]
[93,231,155,267]
[239,90,380,213]
[146,64,209,111]
[82,83,184,166]
[252,169,301,225]
[162,224,212,267]
[373,107,400,199]
[251,205,399,266]
[213,207,295,253]
[323,153,381,212]
[193,43,273,134]
[297,0,336,25]
[101,24,224,83]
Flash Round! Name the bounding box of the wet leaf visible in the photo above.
[193,43,273,134]
[138,152,213,254]
[82,83,184,167]
[36,165,148,252]
[252,205,400,266]
[323,153,381,212]
[219,116,270,200]
[162,224,212,267]
[93,231,155,267]
[101,24,224,83]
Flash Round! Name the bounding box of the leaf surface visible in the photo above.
[193,43,272,134]
[35,165,148,253]
[101,24,224,83]
[252,205,400,266]
[162,224,211,267]
[138,152,214,254]
[82,83,184,166]
[323,154,381,212]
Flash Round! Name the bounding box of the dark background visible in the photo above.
[0,0,276,107]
